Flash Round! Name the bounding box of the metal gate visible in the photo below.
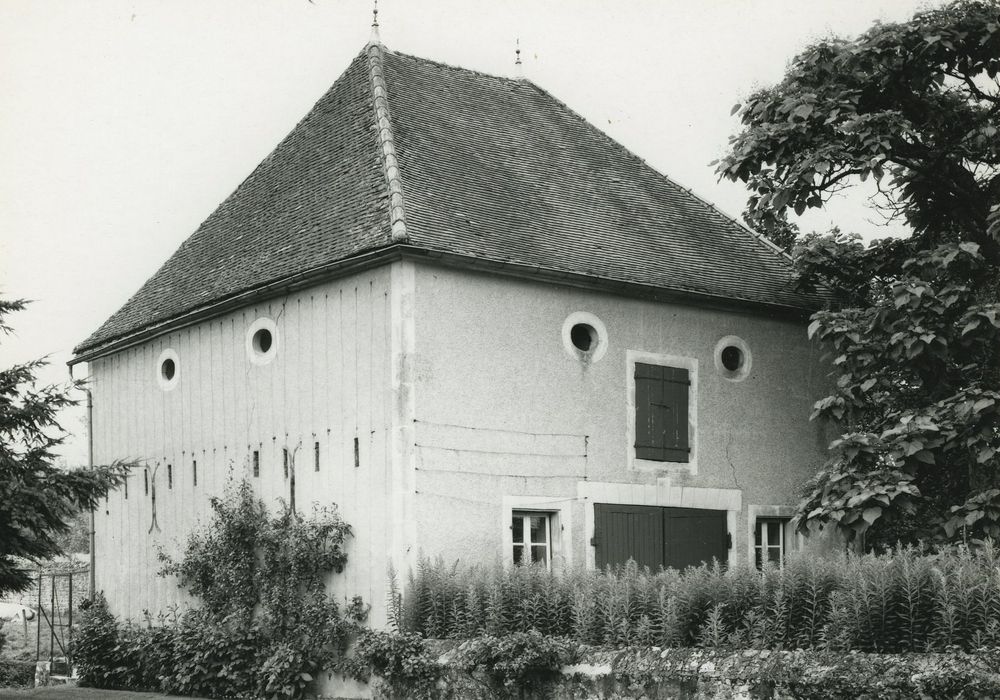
[34,570,80,676]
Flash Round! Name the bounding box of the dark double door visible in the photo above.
[593,503,728,570]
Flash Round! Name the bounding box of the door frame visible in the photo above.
[579,479,741,569]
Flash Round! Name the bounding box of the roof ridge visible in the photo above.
[366,41,408,242]
[524,80,794,266]
[384,48,524,85]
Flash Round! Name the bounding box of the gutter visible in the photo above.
[70,244,819,366]
[86,389,95,597]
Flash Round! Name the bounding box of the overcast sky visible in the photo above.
[1,0,933,464]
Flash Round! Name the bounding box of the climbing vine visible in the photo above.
[76,478,367,699]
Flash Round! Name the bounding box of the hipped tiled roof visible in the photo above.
[75,43,819,357]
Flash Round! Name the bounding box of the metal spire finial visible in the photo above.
[369,0,381,43]
[514,38,524,78]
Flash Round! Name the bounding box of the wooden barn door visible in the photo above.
[593,504,664,570]
[663,507,728,570]
[593,504,727,571]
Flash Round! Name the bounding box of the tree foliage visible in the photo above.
[718,1,1000,545]
[0,298,129,595]
[719,0,1000,260]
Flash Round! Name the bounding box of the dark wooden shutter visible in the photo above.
[594,504,664,570]
[664,507,727,570]
[634,363,689,462]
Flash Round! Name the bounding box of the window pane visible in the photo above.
[530,545,548,565]
[767,547,781,565]
[767,522,781,547]
[512,515,523,544]
[754,523,762,547]
[529,516,547,543]
[513,545,524,564]
[755,547,762,569]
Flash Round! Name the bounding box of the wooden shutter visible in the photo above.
[594,504,665,570]
[664,507,727,570]
[634,363,690,462]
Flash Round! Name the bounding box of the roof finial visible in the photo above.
[369,0,381,44]
[514,38,523,79]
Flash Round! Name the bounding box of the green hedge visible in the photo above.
[399,544,1000,653]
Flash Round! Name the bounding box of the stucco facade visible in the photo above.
[409,263,830,573]
[88,257,830,628]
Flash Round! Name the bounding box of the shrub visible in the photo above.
[74,593,123,688]
[351,629,441,699]
[399,542,1000,653]
[0,658,35,688]
[453,630,577,696]
[75,479,367,699]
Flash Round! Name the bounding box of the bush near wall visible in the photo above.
[399,544,1000,652]
[74,480,368,700]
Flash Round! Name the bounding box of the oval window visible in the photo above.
[156,348,180,391]
[253,328,273,354]
[720,345,743,372]
[570,323,597,352]
[561,312,608,362]
[246,318,278,365]
[714,336,751,381]
[161,358,176,381]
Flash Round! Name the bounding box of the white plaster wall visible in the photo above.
[88,268,397,625]
[409,263,831,569]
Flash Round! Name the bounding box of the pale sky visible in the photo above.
[0,0,932,464]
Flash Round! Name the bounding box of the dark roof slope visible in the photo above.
[76,52,392,353]
[75,44,818,357]
[381,50,806,309]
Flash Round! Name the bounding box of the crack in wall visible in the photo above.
[725,428,741,491]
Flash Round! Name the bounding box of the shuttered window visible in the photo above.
[634,363,690,462]
[594,504,727,570]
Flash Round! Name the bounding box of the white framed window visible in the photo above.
[512,511,552,568]
[747,505,798,568]
[502,495,572,570]
[755,517,787,569]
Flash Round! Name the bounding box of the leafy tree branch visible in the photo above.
[719,1,1000,546]
[0,297,131,596]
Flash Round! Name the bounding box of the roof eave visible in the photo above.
[399,247,819,321]
[70,244,819,367]
[69,244,406,366]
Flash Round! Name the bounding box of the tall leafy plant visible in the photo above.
[717,0,1000,545]
[77,479,366,699]
[156,479,366,697]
